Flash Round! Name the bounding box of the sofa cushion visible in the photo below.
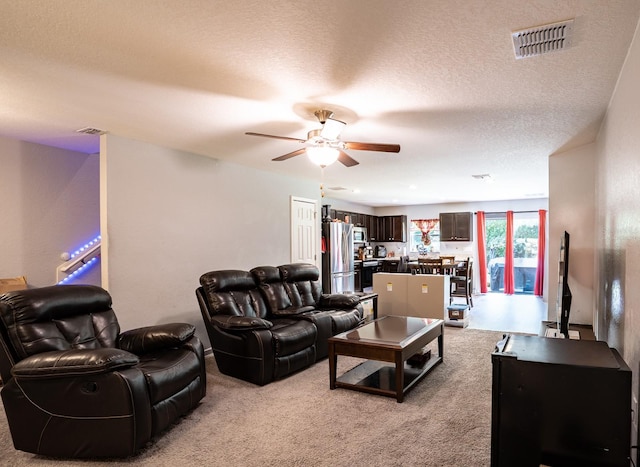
[200,270,269,319]
[278,263,323,307]
[211,315,273,331]
[119,323,196,354]
[330,310,363,334]
[136,347,203,405]
[251,265,294,312]
[318,293,361,309]
[269,319,317,357]
[11,348,139,378]
[0,285,120,359]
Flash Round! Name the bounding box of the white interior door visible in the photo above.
[290,196,318,267]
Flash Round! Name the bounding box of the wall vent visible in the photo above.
[512,19,574,59]
[76,127,105,135]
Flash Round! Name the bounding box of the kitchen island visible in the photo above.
[372,272,450,320]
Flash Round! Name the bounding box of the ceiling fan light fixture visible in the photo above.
[307,145,339,167]
[246,108,399,167]
[320,118,346,140]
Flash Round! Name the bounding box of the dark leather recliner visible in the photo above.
[196,263,363,386]
[197,269,318,386]
[252,263,362,359]
[0,285,206,458]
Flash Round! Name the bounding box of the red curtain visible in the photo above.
[534,209,547,296]
[476,211,487,293]
[503,211,515,294]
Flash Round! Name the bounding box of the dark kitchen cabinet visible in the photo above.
[323,209,406,242]
[333,210,364,226]
[379,215,406,242]
[439,212,473,241]
[352,213,365,227]
[366,215,380,241]
[334,210,350,223]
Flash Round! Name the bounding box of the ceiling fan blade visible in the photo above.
[272,148,306,162]
[344,141,401,153]
[245,132,307,143]
[338,150,359,167]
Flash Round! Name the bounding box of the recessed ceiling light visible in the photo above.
[409,184,417,190]
[352,189,361,194]
[472,174,493,182]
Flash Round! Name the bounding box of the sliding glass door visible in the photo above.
[485,212,539,294]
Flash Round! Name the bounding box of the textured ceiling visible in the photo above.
[1,1,639,206]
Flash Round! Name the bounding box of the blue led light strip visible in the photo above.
[70,235,102,259]
[58,257,99,284]
[56,234,101,284]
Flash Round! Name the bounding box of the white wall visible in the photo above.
[548,143,597,326]
[593,15,640,446]
[595,9,640,389]
[0,136,100,287]
[322,197,376,215]
[100,135,320,344]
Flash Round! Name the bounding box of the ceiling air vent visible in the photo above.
[76,127,105,135]
[512,19,574,59]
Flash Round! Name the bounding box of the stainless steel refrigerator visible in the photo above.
[322,222,354,294]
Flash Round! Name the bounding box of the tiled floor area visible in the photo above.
[462,292,549,335]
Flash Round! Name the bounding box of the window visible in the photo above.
[409,219,440,254]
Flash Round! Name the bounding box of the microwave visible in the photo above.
[353,227,367,243]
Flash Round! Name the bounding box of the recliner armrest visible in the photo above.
[272,305,316,316]
[210,315,273,331]
[11,348,139,379]
[318,294,360,309]
[118,323,196,354]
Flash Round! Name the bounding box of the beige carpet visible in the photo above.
[0,327,504,466]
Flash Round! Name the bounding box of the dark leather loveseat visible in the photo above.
[196,262,363,385]
[0,285,206,458]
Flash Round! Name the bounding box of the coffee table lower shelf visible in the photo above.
[334,357,442,400]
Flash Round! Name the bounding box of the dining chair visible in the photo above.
[418,257,443,274]
[440,256,458,275]
[450,258,473,307]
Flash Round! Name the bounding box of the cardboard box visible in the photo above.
[360,298,375,322]
[447,304,468,320]
[445,317,469,328]
[0,276,27,294]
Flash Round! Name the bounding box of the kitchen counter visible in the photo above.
[377,257,420,262]
[354,259,381,264]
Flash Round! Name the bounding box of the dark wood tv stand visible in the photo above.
[491,334,631,467]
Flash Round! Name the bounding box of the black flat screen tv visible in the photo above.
[557,231,572,337]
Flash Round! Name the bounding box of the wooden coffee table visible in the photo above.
[328,316,444,402]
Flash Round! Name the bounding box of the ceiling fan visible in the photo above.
[245,110,401,167]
